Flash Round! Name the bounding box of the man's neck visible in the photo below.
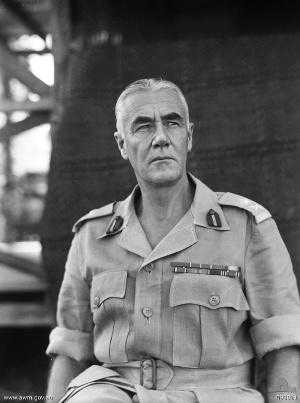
[135,174,194,247]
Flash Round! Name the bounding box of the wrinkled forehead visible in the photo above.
[120,88,188,125]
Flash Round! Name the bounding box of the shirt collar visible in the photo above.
[99,172,230,239]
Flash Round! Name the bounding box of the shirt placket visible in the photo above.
[133,261,162,358]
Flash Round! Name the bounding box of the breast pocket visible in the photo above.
[169,274,250,368]
[91,270,129,363]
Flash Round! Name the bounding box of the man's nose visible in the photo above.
[152,122,169,147]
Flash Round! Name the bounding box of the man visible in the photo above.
[46,78,300,403]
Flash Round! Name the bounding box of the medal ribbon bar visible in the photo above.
[171,262,240,279]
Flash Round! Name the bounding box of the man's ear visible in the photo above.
[114,131,128,160]
[187,122,194,152]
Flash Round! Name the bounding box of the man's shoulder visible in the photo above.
[72,202,116,233]
[216,192,271,224]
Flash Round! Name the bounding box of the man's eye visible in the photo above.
[135,124,151,132]
[166,121,179,127]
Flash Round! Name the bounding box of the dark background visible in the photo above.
[42,1,300,309]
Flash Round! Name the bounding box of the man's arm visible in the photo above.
[264,346,300,403]
[46,232,94,401]
[47,355,89,403]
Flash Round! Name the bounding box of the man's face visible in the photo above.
[114,88,193,186]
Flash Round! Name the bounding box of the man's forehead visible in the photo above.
[121,88,187,121]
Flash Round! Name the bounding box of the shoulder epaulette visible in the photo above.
[216,192,271,224]
[72,202,115,233]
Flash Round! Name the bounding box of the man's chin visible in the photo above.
[145,169,182,187]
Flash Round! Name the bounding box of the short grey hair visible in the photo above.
[115,78,190,134]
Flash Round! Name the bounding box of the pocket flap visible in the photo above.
[91,270,127,306]
[170,274,249,311]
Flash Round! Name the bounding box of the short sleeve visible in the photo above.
[46,233,94,362]
[245,216,300,358]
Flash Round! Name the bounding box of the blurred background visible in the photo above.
[0,0,299,399]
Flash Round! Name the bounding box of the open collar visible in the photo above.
[97,173,230,262]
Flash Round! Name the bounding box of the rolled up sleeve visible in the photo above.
[46,232,94,362]
[245,217,300,358]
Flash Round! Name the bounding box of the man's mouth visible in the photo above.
[151,156,173,163]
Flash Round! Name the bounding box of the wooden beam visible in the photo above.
[0,0,47,41]
[0,40,50,97]
[51,0,71,100]
[13,48,51,56]
[0,112,50,140]
[50,0,71,141]
[0,262,46,292]
[0,248,43,279]
[1,70,13,190]
[0,98,53,113]
[0,302,53,327]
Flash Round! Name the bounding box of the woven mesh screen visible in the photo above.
[42,2,300,307]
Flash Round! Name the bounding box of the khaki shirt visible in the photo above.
[47,174,300,371]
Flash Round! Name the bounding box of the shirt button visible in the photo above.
[142,307,153,318]
[141,359,152,368]
[94,296,101,308]
[208,294,220,306]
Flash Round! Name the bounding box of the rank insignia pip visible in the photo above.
[207,209,222,227]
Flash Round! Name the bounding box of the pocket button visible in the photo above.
[208,294,220,306]
[142,307,153,318]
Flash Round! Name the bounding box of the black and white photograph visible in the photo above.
[0,1,299,402]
